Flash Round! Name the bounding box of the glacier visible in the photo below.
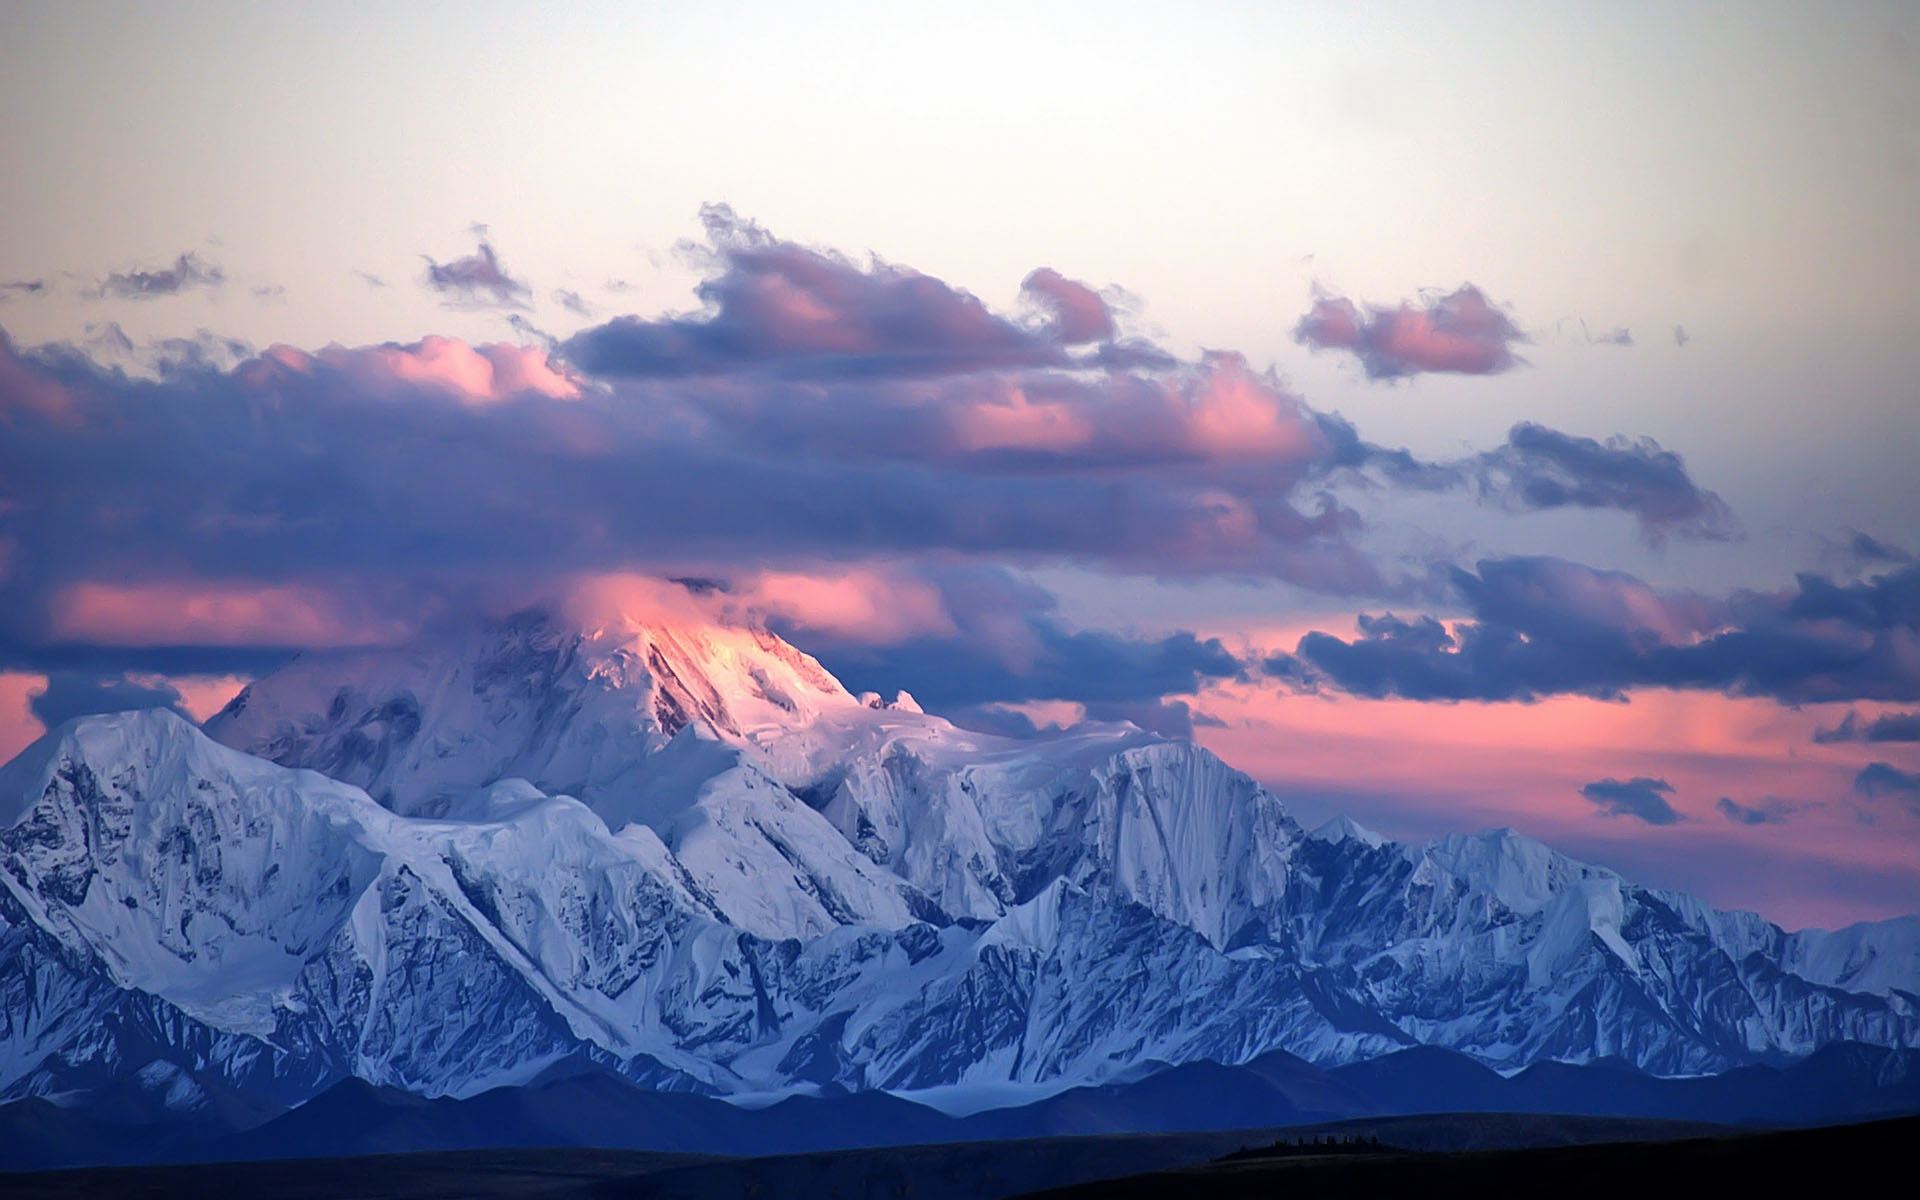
[1,607,1916,1124]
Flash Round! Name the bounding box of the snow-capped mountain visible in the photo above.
[2,607,1917,1124]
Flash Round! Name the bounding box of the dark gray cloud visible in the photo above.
[1307,414,1734,544]
[1267,556,1920,704]
[355,270,388,289]
[26,671,186,730]
[1086,338,1180,372]
[1854,762,1920,796]
[943,697,1218,742]
[424,236,530,306]
[943,703,1048,739]
[1,280,48,300]
[1716,796,1794,825]
[1813,710,1920,744]
[1853,762,1920,817]
[802,566,1245,718]
[1471,422,1736,543]
[818,627,1242,715]
[0,638,292,680]
[1293,284,1526,379]
[1581,776,1683,824]
[1081,698,1220,739]
[93,253,224,300]
[1847,532,1914,566]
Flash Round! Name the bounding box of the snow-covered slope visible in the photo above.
[3,608,1917,1119]
[203,610,859,818]
[205,614,934,940]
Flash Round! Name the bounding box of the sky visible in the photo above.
[1,0,1916,929]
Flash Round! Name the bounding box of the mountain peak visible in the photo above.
[1,706,232,822]
[204,605,859,818]
[1423,827,1596,916]
[1311,814,1387,849]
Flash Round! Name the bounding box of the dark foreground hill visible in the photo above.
[2,1041,1916,1173]
[1020,1113,1920,1200]
[0,1113,1737,1200]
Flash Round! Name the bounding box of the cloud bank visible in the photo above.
[1269,557,1920,705]
[0,212,1790,730]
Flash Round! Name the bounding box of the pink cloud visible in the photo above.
[1021,268,1115,345]
[49,581,419,648]
[0,332,76,421]
[555,573,722,632]
[563,568,958,647]
[929,353,1328,468]
[324,337,580,403]
[238,338,579,405]
[0,672,42,763]
[138,672,249,721]
[0,670,250,762]
[727,568,957,645]
[1295,285,1525,379]
[945,384,1095,454]
[1177,353,1327,460]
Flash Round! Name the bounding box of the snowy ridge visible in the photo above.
[2,608,1918,1119]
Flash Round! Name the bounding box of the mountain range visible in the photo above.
[2,604,1916,1161]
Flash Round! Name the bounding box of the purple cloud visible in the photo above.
[552,289,594,318]
[1309,413,1734,547]
[424,235,530,307]
[1846,532,1913,567]
[1716,796,1795,825]
[26,671,187,729]
[0,325,1390,682]
[92,253,224,300]
[1021,267,1116,345]
[1582,776,1683,824]
[1854,763,1920,817]
[0,216,1793,719]
[804,565,1245,718]
[1814,710,1920,744]
[1268,556,1920,704]
[1472,422,1736,544]
[565,205,1070,379]
[1294,284,1526,379]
